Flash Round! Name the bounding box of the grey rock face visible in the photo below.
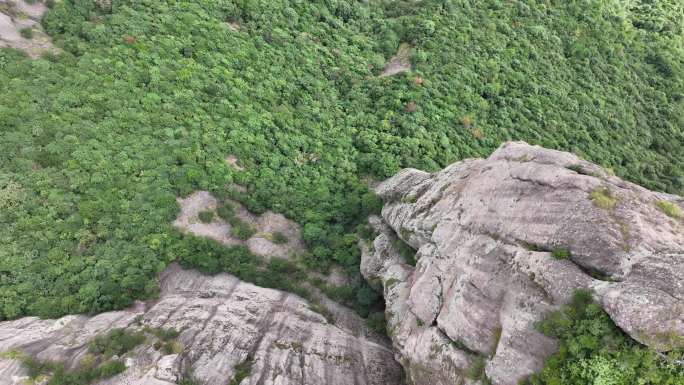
[0,0,56,58]
[363,141,683,385]
[0,264,403,385]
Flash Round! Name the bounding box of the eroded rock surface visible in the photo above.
[362,141,683,385]
[0,0,55,58]
[174,191,306,260]
[0,264,403,385]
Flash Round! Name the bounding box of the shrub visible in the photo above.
[216,202,236,222]
[88,329,145,358]
[231,221,255,240]
[271,231,288,244]
[161,341,182,354]
[197,210,214,223]
[20,27,33,39]
[146,327,179,342]
[216,201,255,239]
[655,200,682,219]
[18,354,127,385]
[96,360,126,378]
[366,311,387,335]
[551,248,571,260]
[145,326,181,354]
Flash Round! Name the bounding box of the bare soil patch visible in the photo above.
[225,154,245,171]
[380,43,412,77]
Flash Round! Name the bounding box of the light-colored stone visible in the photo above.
[0,0,56,58]
[225,154,245,171]
[173,191,306,260]
[380,43,412,77]
[363,141,683,385]
[0,264,404,385]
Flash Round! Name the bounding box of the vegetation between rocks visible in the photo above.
[5,327,145,385]
[524,290,684,385]
[590,187,618,210]
[229,358,254,385]
[7,325,188,384]
[655,200,683,219]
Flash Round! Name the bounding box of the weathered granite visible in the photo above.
[0,0,55,58]
[0,264,404,385]
[363,141,683,385]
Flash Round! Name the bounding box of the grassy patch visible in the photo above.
[467,356,487,381]
[14,328,145,385]
[178,374,201,385]
[146,327,181,354]
[197,210,214,223]
[551,248,571,260]
[655,200,682,219]
[590,187,618,210]
[229,359,253,385]
[566,164,597,177]
[392,237,417,266]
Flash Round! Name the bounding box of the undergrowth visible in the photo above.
[523,290,684,385]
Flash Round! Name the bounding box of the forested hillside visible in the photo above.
[1,0,682,321]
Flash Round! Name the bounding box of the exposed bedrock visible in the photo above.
[0,264,403,385]
[361,141,683,385]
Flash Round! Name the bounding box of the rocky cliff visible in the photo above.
[361,141,683,385]
[0,264,403,385]
[1,142,681,385]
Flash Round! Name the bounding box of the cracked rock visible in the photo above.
[0,264,404,385]
[363,141,683,385]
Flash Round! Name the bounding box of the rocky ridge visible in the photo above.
[0,264,403,385]
[361,141,683,385]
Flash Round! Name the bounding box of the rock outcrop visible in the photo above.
[0,0,55,58]
[174,191,306,261]
[0,264,403,385]
[362,141,683,385]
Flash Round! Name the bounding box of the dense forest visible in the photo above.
[1,0,682,330]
